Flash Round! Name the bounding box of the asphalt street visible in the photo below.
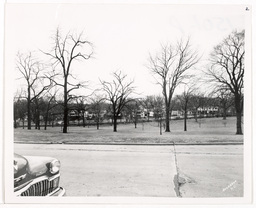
[175,144,243,197]
[14,144,178,197]
[14,143,243,197]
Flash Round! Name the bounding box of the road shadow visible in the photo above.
[173,174,181,197]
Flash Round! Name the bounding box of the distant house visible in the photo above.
[197,107,219,116]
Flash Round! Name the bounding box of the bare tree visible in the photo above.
[14,95,27,129]
[44,28,93,133]
[100,71,135,132]
[207,30,244,134]
[152,95,164,135]
[190,93,208,122]
[210,86,234,120]
[177,85,195,131]
[123,98,141,129]
[31,96,41,130]
[16,52,51,129]
[141,95,155,122]
[89,95,106,130]
[148,39,199,132]
[74,96,88,127]
[40,89,59,130]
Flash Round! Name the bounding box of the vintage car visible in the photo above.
[14,153,65,196]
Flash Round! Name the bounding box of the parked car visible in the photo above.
[14,153,65,196]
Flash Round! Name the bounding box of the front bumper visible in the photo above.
[15,174,65,197]
[48,187,66,196]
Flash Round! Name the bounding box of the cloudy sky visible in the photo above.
[5,3,247,97]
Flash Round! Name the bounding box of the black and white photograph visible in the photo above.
[2,1,253,206]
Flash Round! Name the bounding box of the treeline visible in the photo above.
[14,91,236,131]
[14,29,244,134]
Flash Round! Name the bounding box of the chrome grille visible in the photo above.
[20,177,59,196]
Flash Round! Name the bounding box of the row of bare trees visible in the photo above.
[100,71,135,132]
[16,29,93,133]
[148,30,244,134]
[14,92,60,130]
[15,29,244,134]
[14,89,236,132]
[16,52,53,130]
[207,30,244,134]
[148,39,200,132]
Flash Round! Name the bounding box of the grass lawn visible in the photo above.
[14,117,243,144]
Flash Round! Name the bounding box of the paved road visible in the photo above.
[174,145,243,197]
[14,143,243,197]
[14,144,178,197]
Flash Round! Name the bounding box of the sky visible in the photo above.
[5,3,247,98]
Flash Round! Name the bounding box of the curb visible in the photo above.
[14,141,244,145]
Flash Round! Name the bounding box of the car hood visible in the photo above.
[14,153,28,179]
[24,156,53,176]
[14,154,58,189]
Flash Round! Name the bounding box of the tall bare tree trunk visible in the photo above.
[165,104,170,132]
[82,112,85,127]
[113,117,117,132]
[235,95,243,135]
[27,87,31,130]
[194,109,198,122]
[37,110,40,130]
[223,109,227,120]
[184,106,187,131]
[44,115,48,130]
[63,80,68,133]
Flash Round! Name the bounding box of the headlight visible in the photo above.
[14,160,18,174]
[49,159,61,174]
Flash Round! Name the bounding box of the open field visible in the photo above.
[14,117,243,144]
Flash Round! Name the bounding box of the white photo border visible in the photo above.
[2,0,254,206]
